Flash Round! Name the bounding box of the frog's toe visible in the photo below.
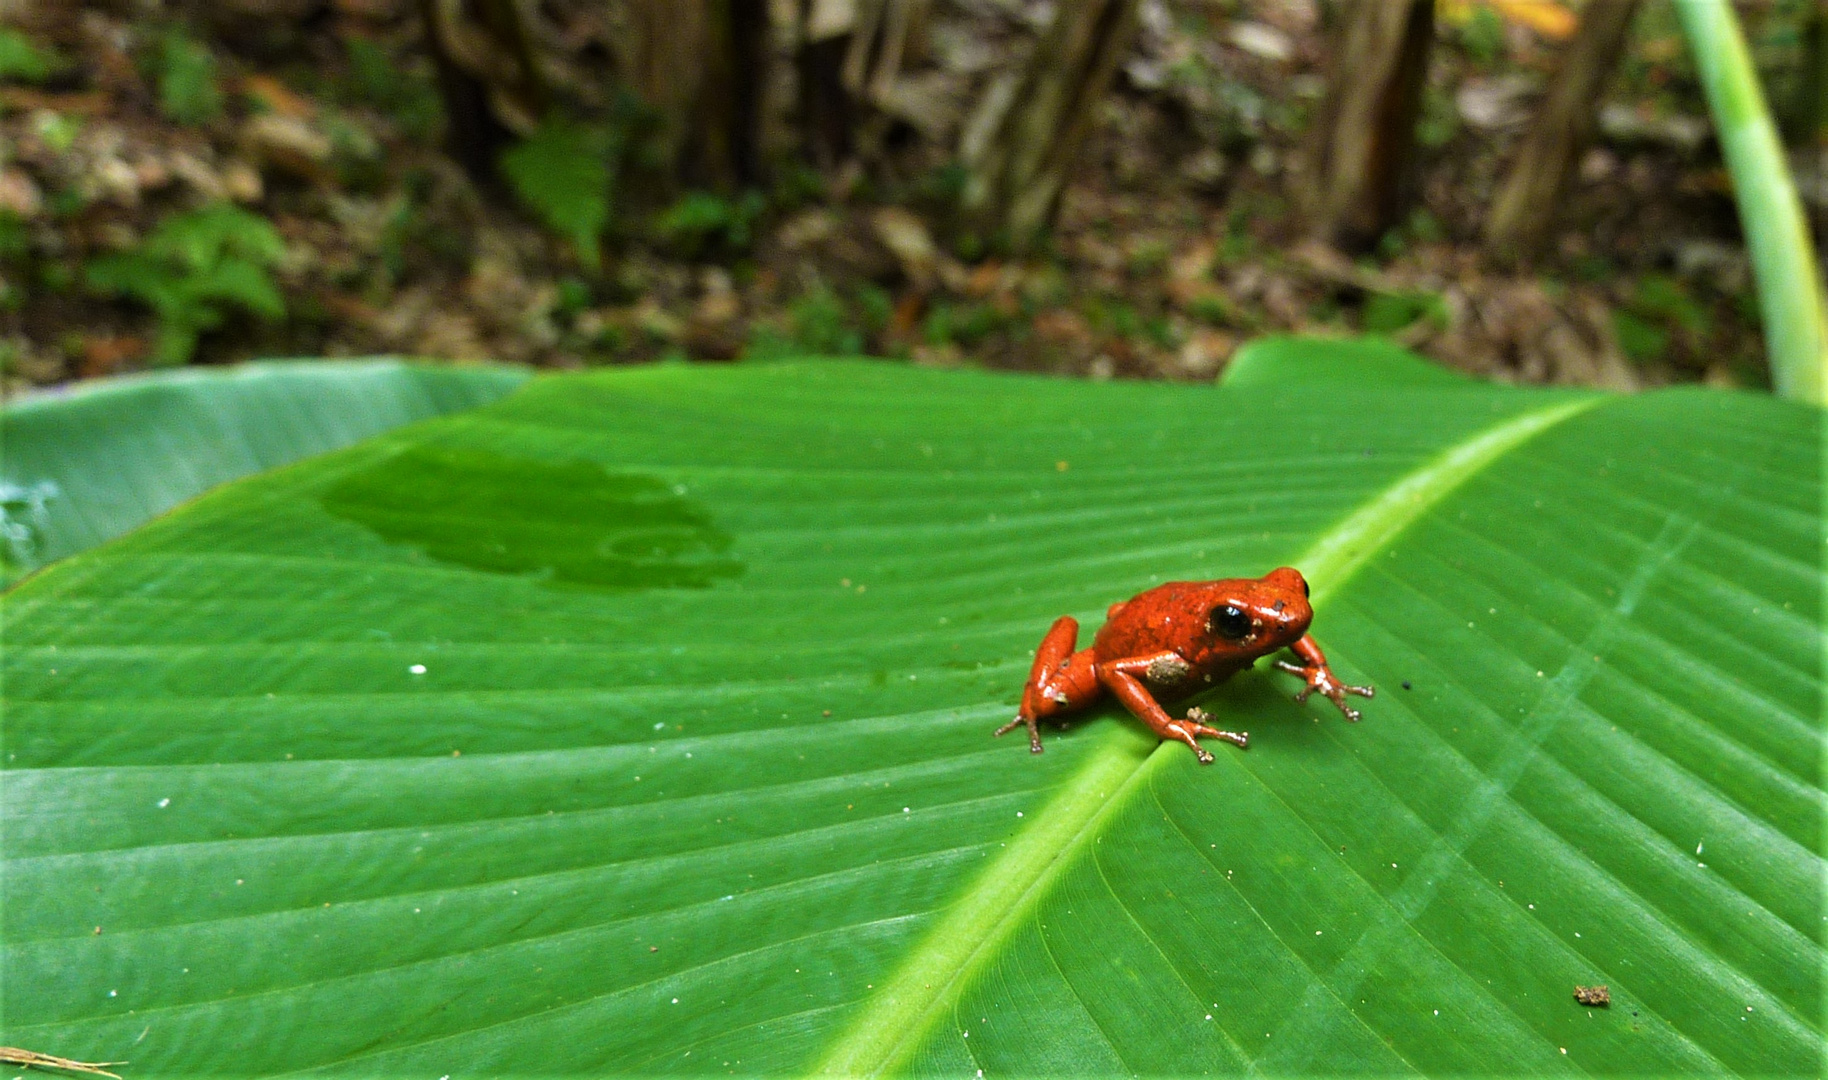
[995,715,1045,752]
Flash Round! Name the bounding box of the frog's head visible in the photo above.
[1198,567,1313,659]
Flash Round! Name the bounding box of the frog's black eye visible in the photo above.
[1299,576,1309,597]
[1210,604,1252,640]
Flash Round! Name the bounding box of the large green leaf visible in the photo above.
[3,346,1821,1076]
[0,359,529,584]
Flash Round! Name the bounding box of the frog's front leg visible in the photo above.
[996,616,1101,753]
[1273,634,1374,722]
[1097,655,1249,763]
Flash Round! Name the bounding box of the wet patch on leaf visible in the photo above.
[321,444,742,589]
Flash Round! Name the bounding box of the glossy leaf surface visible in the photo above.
[3,350,1821,1076]
[0,358,529,583]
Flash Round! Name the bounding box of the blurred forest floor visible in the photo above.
[1,0,1823,395]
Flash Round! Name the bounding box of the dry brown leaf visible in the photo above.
[0,1046,127,1079]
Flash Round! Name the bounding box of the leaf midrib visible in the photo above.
[811,395,1605,1075]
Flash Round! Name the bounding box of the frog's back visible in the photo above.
[1091,580,1226,658]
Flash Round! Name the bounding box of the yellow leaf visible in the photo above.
[1488,0,1578,40]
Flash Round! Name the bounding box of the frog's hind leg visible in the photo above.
[997,616,1102,753]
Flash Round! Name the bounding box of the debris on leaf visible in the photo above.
[0,1045,127,1079]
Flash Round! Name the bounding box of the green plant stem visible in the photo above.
[1674,0,1827,406]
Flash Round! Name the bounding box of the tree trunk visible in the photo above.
[1484,0,1642,258]
[416,0,547,183]
[796,0,933,172]
[1310,0,1434,251]
[957,0,1140,252]
[797,0,855,171]
[613,0,768,194]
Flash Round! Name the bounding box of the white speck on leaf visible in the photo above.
[157,798,170,808]
[409,664,426,674]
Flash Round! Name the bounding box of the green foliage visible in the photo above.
[911,161,970,205]
[30,109,81,155]
[0,27,59,84]
[1633,272,1712,336]
[554,277,593,318]
[924,299,1005,347]
[793,285,859,354]
[373,196,418,284]
[83,204,286,365]
[746,284,894,360]
[1126,239,1171,275]
[0,213,24,311]
[769,159,827,209]
[1378,208,1448,259]
[1187,290,1264,333]
[343,37,443,140]
[0,213,28,262]
[952,229,986,263]
[1081,294,1173,345]
[2,347,1819,1075]
[655,189,765,258]
[1612,308,1670,363]
[1363,288,1449,334]
[499,119,613,271]
[1612,275,1713,365]
[854,282,892,333]
[1461,4,1507,65]
[1416,83,1461,149]
[155,27,223,126]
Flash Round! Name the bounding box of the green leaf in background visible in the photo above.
[1361,289,1448,336]
[0,27,60,85]
[83,205,290,366]
[154,26,222,127]
[2,344,1820,1075]
[500,119,613,271]
[1612,308,1670,365]
[0,359,528,584]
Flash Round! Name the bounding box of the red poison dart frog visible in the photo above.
[997,567,1372,762]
